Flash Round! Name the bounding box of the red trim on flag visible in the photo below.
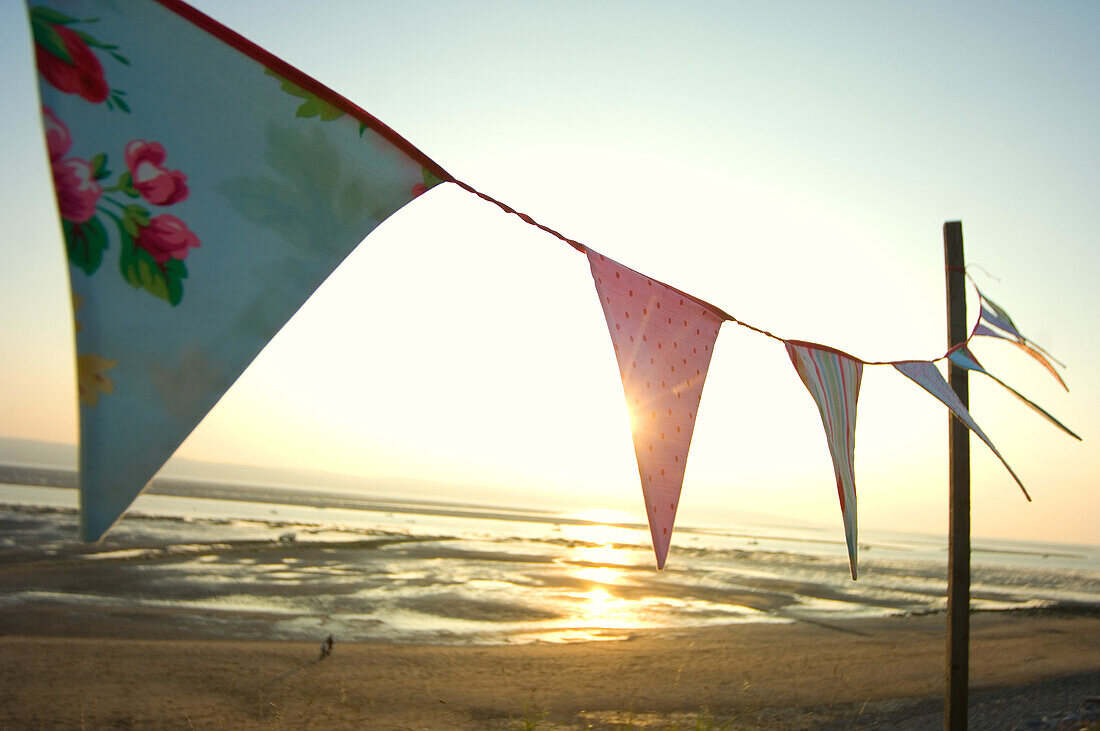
[151,0,453,185]
[572,240,734,323]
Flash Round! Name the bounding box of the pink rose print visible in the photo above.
[34,22,109,104]
[410,183,429,198]
[53,157,103,224]
[135,215,200,264]
[31,7,130,111]
[43,105,71,160]
[124,140,189,206]
[38,65,198,303]
[44,106,101,223]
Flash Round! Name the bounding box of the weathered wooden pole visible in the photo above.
[944,220,970,730]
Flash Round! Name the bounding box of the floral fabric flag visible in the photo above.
[587,250,724,569]
[28,0,447,540]
[785,342,862,579]
[893,360,1029,500]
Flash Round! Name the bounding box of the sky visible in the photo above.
[1,0,1097,546]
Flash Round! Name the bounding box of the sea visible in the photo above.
[1,482,1097,646]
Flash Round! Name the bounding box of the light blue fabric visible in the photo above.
[28,0,439,539]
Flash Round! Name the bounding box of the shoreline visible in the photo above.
[2,613,1098,729]
[3,496,1098,727]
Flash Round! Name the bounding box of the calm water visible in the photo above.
[1,483,1097,645]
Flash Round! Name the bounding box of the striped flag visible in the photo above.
[785,341,863,579]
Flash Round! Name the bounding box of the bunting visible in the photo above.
[587,250,724,569]
[784,342,863,579]
[892,360,1029,500]
[20,1,1080,575]
[29,0,447,539]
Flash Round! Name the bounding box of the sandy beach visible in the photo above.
[1,498,1098,727]
[2,612,1098,729]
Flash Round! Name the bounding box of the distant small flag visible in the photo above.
[975,288,1067,391]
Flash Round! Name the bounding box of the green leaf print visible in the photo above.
[30,16,74,64]
[422,168,444,190]
[30,7,80,26]
[116,222,188,306]
[162,258,187,306]
[90,153,110,181]
[64,217,108,275]
[119,229,167,303]
[265,69,345,122]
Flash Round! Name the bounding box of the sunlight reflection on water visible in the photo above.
[2,486,1097,645]
[538,521,663,641]
[567,586,644,630]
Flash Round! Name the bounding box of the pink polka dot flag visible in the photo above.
[587,249,724,569]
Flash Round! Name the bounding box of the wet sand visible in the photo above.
[2,612,1098,729]
[2,501,1098,727]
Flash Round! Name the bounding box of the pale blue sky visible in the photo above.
[1,1,1096,544]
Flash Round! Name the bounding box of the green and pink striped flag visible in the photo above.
[785,342,863,579]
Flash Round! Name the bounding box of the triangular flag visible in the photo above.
[29,1,448,539]
[973,323,1013,341]
[587,250,724,569]
[976,289,1068,389]
[976,308,1068,391]
[785,342,862,579]
[946,346,986,373]
[948,347,1081,441]
[892,360,1030,500]
[978,302,1022,340]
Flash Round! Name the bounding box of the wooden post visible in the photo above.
[944,221,970,730]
